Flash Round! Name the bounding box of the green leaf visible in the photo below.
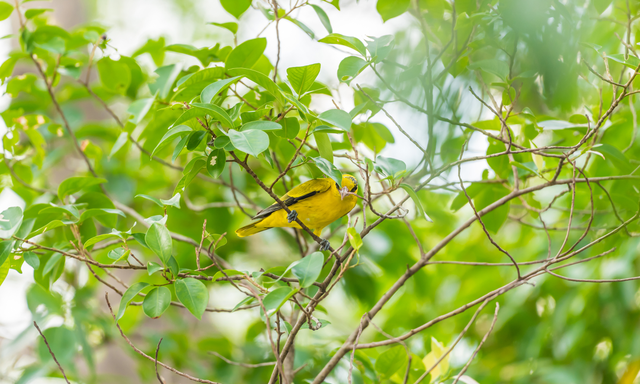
[187,130,207,150]
[43,253,63,276]
[376,0,410,22]
[311,4,332,34]
[313,157,342,185]
[347,228,363,251]
[207,149,226,178]
[371,122,394,143]
[117,282,149,321]
[263,286,297,314]
[168,256,179,275]
[473,185,510,233]
[151,125,192,157]
[109,132,128,159]
[241,120,282,131]
[318,109,352,131]
[312,125,345,134]
[24,251,40,270]
[594,0,612,14]
[318,33,367,56]
[25,8,50,18]
[232,296,254,312]
[173,135,190,162]
[58,177,107,201]
[0,252,10,287]
[375,346,407,378]
[221,0,251,18]
[314,132,333,163]
[227,129,270,157]
[276,117,300,139]
[165,44,221,67]
[107,247,127,260]
[109,248,130,264]
[606,54,640,69]
[161,193,181,208]
[189,103,235,129]
[23,128,45,167]
[174,157,207,195]
[225,38,267,70]
[0,240,13,273]
[200,76,241,104]
[593,143,632,172]
[468,59,509,80]
[78,208,125,222]
[337,56,368,83]
[285,17,315,39]
[146,222,173,264]
[400,184,432,222]
[227,67,285,104]
[143,286,171,318]
[366,35,394,63]
[175,279,209,319]
[287,63,321,96]
[147,261,162,275]
[136,194,163,207]
[208,22,238,34]
[509,161,540,177]
[0,206,23,233]
[127,97,155,125]
[149,64,182,99]
[292,252,324,288]
[0,2,13,21]
[83,232,123,248]
[97,57,131,94]
[376,156,406,178]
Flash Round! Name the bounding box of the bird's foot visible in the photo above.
[287,210,298,223]
[319,239,331,251]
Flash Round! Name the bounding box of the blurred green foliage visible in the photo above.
[2,0,640,383]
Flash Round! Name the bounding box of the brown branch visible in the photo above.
[414,300,490,384]
[208,351,276,368]
[105,293,222,384]
[457,147,521,279]
[545,269,640,283]
[155,338,167,384]
[451,303,500,384]
[33,321,71,384]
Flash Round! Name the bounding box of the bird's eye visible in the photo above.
[350,185,357,192]
[335,183,340,190]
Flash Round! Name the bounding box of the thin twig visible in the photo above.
[155,338,166,384]
[105,293,221,384]
[451,303,500,384]
[33,321,71,384]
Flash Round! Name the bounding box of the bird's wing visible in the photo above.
[252,178,333,220]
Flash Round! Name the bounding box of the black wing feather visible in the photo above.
[252,191,319,220]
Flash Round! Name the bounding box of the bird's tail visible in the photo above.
[236,222,269,237]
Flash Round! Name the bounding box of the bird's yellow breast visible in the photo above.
[257,185,357,232]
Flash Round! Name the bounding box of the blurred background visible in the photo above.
[2,0,640,383]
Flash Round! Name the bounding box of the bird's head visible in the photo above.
[338,174,358,200]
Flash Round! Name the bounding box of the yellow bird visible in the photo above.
[236,174,359,250]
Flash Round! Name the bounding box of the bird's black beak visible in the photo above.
[339,186,349,200]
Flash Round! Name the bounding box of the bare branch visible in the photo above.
[208,351,276,368]
[451,303,500,384]
[105,293,222,384]
[33,321,71,384]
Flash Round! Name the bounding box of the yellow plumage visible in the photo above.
[236,175,358,247]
